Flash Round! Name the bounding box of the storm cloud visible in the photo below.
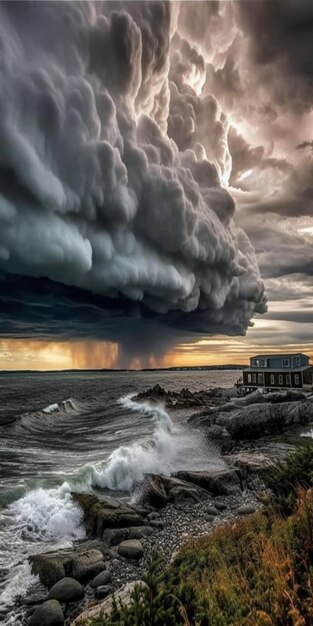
[0,0,267,361]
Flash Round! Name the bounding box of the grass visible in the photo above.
[81,445,313,626]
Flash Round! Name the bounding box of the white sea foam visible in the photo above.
[0,560,39,616]
[8,482,86,541]
[80,395,175,492]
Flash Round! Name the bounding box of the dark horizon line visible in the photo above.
[0,364,247,374]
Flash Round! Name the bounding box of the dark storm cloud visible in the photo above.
[0,0,267,355]
[236,0,313,113]
[228,127,291,188]
[297,141,313,152]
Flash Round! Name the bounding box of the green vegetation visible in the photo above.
[82,445,313,626]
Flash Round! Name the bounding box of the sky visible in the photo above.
[0,0,312,370]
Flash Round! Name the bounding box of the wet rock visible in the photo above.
[29,599,64,626]
[95,585,112,600]
[175,469,242,496]
[216,399,313,440]
[29,554,66,589]
[237,504,257,515]
[149,520,164,529]
[206,425,230,439]
[90,570,112,588]
[117,540,144,560]
[140,474,210,508]
[72,493,143,538]
[102,525,153,546]
[29,548,105,588]
[206,506,219,516]
[72,559,106,583]
[214,502,227,511]
[48,578,84,603]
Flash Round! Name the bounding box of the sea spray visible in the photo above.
[9,482,85,542]
[82,395,175,492]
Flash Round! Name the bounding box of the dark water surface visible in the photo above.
[0,369,238,623]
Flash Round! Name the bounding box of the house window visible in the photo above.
[286,374,291,385]
[296,356,301,366]
[254,359,260,367]
[252,374,256,383]
[259,359,266,367]
[279,374,283,385]
[258,373,263,384]
[247,374,252,383]
[270,374,275,385]
[295,374,300,385]
[282,359,290,367]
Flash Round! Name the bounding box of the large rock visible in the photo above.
[102,525,153,546]
[140,474,210,508]
[90,570,112,588]
[228,442,298,477]
[70,581,147,625]
[29,599,64,626]
[216,399,313,439]
[175,469,242,496]
[118,539,144,560]
[48,577,84,603]
[72,493,143,538]
[30,548,104,588]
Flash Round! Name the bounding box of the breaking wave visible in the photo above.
[8,482,85,542]
[77,395,175,492]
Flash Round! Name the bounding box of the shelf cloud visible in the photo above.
[0,0,267,360]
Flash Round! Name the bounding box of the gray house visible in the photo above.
[242,353,313,392]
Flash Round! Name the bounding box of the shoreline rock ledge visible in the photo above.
[72,493,145,538]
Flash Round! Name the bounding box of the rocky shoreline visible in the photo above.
[16,384,313,626]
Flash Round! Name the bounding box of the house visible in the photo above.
[242,353,313,392]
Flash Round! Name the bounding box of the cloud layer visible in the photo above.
[0,0,267,358]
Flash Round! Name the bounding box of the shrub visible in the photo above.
[266,444,313,514]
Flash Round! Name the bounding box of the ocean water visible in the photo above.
[0,369,239,623]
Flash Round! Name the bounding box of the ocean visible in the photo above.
[0,369,239,624]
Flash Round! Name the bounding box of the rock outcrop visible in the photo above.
[216,399,313,439]
[140,474,211,508]
[175,469,242,495]
[140,468,242,508]
[189,395,313,441]
[30,548,105,588]
[72,493,144,538]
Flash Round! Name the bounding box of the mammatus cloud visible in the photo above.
[0,0,267,363]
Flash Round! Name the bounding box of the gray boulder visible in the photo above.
[29,600,64,626]
[95,585,112,600]
[102,525,153,546]
[140,474,210,508]
[117,540,144,560]
[72,493,143,538]
[30,548,104,588]
[206,506,219,516]
[90,570,112,588]
[237,504,257,515]
[48,577,84,603]
[175,469,242,496]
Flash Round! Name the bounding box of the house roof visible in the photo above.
[250,353,308,359]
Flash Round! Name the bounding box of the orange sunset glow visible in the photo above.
[1,317,312,371]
